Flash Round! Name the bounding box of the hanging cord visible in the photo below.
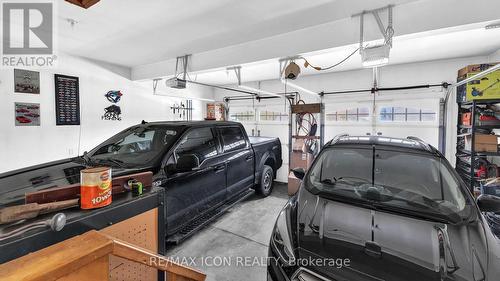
[301,47,360,71]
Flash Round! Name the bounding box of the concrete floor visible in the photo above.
[167,182,289,281]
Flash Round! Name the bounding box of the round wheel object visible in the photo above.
[257,165,274,197]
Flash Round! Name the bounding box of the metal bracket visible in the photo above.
[227,66,242,85]
[354,5,394,50]
[152,78,161,94]
[175,55,190,80]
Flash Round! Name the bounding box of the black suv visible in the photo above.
[268,135,500,281]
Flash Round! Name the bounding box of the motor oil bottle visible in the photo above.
[80,167,112,209]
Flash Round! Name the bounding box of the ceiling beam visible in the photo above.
[131,0,500,81]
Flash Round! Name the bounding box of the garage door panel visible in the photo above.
[255,124,289,182]
[376,124,439,148]
[324,124,372,142]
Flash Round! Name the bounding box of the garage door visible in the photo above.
[323,92,442,148]
[228,99,290,182]
[228,91,442,183]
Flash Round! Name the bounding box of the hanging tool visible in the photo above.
[0,199,79,225]
[0,213,66,241]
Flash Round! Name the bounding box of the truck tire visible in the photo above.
[256,165,274,197]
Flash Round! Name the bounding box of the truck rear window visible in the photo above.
[219,127,247,152]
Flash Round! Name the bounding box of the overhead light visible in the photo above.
[485,22,500,30]
[361,44,390,68]
[238,85,281,98]
[280,79,317,97]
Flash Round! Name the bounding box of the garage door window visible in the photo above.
[326,107,370,122]
[219,127,247,152]
[175,128,218,163]
[260,110,289,122]
[379,106,436,122]
[229,110,255,122]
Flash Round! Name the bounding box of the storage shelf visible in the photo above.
[459,124,500,129]
[456,98,500,193]
[459,99,500,106]
[456,149,500,156]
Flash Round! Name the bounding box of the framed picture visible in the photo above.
[54,74,80,125]
[14,69,40,94]
[15,102,40,126]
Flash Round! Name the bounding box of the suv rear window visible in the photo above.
[307,147,470,223]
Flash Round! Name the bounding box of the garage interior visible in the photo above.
[1,0,500,281]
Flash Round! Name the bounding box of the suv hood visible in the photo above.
[295,188,487,281]
[0,158,148,207]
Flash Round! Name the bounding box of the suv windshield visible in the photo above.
[306,147,471,223]
[88,125,182,167]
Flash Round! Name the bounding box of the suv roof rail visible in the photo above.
[407,136,434,152]
[330,133,349,145]
[407,136,424,143]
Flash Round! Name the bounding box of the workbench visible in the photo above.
[0,187,166,281]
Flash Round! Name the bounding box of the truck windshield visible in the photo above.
[306,147,471,223]
[89,125,182,167]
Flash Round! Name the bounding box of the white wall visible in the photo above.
[489,48,500,62]
[0,53,214,173]
[215,55,497,181]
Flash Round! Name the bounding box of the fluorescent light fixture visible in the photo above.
[238,85,281,97]
[485,22,500,30]
[361,44,390,68]
[280,79,318,97]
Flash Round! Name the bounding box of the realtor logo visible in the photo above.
[1,1,56,67]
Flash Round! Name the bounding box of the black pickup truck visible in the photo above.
[0,121,282,243]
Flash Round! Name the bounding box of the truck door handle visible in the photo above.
[364,241,381,259]
[245,155,254,161]
[213,164,226,173]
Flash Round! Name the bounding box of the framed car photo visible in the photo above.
[14,69,40,94]
[15,102,40,126]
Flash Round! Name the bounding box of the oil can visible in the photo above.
[80,167,112,209]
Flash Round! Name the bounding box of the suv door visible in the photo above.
[163,127,226,235]
[217,126,254,198]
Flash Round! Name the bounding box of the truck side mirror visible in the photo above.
[176,154,200,173]
[291,167,306,180]
[477,194,500,213]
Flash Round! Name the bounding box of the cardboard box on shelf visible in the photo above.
[458,63,499,77]
[465,134,498,152]
[206,103,225,121]
[457,63,500,101]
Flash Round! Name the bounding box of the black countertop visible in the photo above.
[0,187,165,264]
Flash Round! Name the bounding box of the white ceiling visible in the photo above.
[57,0,500,84]
[58,0,415,67]
[188,23,500,85]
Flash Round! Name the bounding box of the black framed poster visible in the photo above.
[54,74,80,125]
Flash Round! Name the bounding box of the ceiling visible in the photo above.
[58,0,415,67]
[57,0,500,84]
[188,23,500,85]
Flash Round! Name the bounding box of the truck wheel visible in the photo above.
[256,165,274,197]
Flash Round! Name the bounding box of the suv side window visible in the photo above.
[219,126,247,152]
[175,127,218,164]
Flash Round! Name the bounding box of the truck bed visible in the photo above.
[249,136,279,145]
